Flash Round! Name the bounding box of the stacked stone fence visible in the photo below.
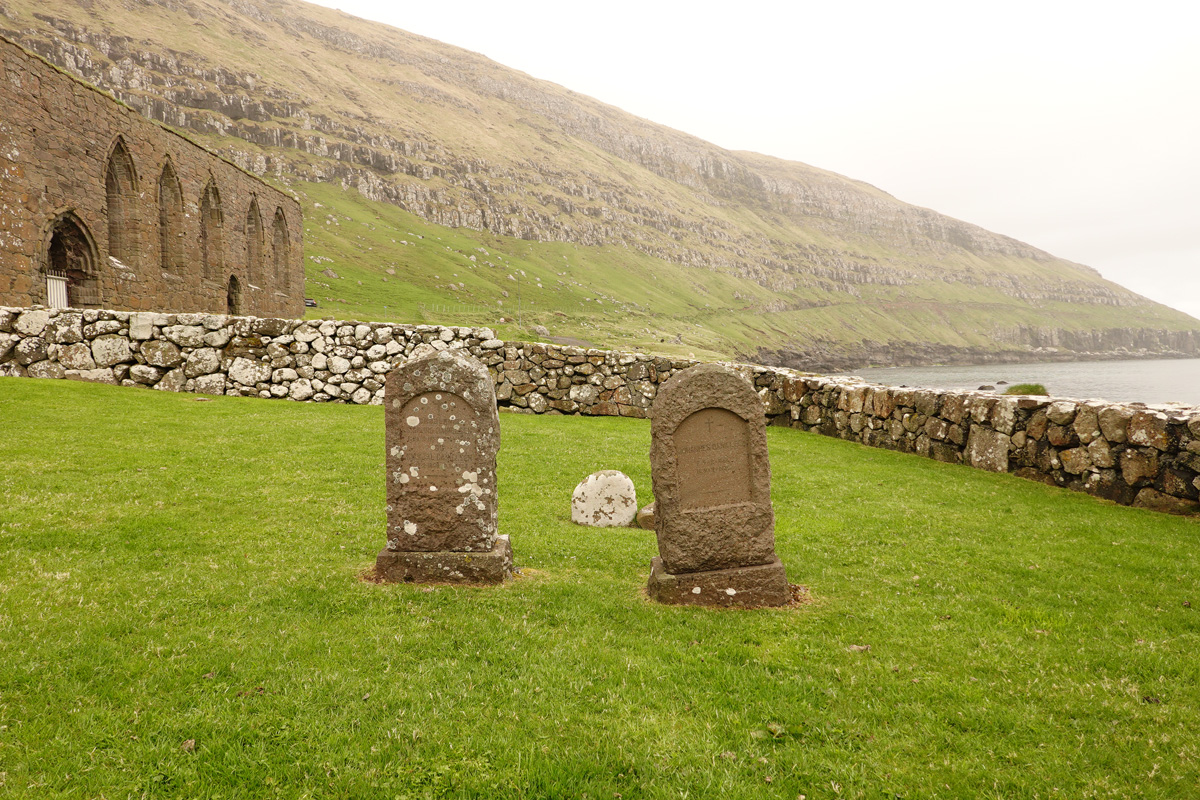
[3,306,1198,516]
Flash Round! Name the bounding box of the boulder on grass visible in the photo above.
[571,470,638,527]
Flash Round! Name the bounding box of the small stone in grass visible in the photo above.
[571,470,638,527]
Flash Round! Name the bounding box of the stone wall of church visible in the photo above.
[0,35,303,317]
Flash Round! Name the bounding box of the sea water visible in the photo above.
[843,358,1200,408]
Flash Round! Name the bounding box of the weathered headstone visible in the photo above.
[646,363,789,607]
[375,350,512,584]
[636,502,656,530]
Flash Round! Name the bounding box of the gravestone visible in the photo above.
[571,470,638,527]
[646,363,789,607]
[375,350,512,584]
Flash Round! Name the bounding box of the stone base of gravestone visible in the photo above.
[646,555,789,608]
[376,535,512,585]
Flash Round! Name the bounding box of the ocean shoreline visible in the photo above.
[757,343,1200,374]
[840,357,1200,409]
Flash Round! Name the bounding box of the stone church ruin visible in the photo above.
[0,35,302,317]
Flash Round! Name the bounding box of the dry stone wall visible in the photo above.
[3,305,1198,516]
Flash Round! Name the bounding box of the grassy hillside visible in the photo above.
[3,378,1200,797]
[295,180,800,359]
[2,0,1198,364]
[292,181,1195,362]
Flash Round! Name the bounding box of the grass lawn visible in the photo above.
[2,378,1199,799]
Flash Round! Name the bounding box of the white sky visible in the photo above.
[309,0,1200,320]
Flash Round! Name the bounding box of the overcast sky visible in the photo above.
[309,0,1200,320]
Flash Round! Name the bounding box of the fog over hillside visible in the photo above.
[340,0,1200,321]
[3,0,1197,367]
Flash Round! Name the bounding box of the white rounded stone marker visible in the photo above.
[571,470,638,527]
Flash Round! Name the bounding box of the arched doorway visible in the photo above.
[44,212,100,308]
[227,274,242,315]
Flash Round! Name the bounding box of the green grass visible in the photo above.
[1005,383,1050,396]
[3,378,1200,798]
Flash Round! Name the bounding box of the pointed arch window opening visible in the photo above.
[105,138,138,267]
[272,207,290,296]
[245,198,263,290]
[227,274,242,315]
[200,180,224,282]
[158,160,184,273]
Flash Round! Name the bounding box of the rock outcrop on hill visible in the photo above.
[2,0,1196,365]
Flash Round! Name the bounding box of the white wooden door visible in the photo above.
[46,275,69,308]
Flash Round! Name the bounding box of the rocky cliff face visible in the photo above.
[2,0,1196,365]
